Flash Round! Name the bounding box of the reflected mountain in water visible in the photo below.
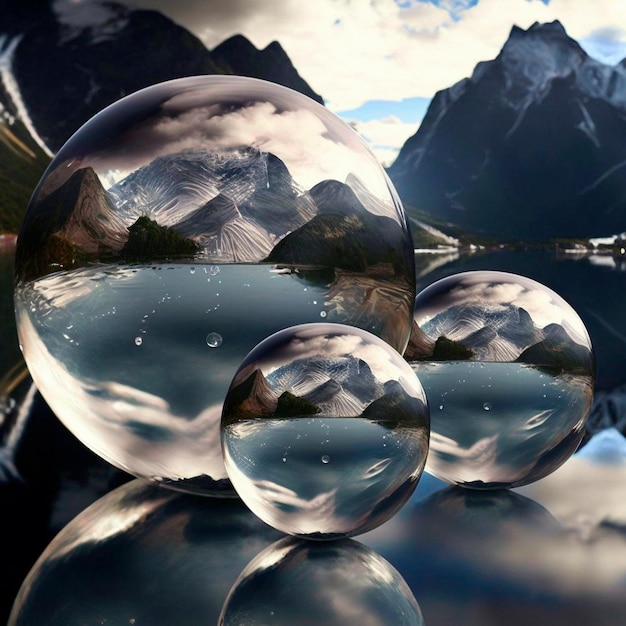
[108,148,301,224]
[409,290,594,375]
[223,354,387,425]
[15,167,127,279]
[18,147,412,282]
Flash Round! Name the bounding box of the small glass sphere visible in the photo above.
[221,323,430,539]
[8,479,283,626]
[13,75,415,495]
[219,536,424,626]
[408,270,595,489]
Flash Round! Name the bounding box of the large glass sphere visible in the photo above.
[221,323,430,539]
[219,536,424,626]
[408,270,595,489]
[13,75,415,495]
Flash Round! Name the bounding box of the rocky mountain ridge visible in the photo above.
[389,20,626,243]
[0,0,324,234]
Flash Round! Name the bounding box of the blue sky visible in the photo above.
[70,0,626,165]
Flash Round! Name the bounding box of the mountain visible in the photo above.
[516,322,595,374]
[173,193,275,262]
[407,300,593,373]
[238,152,317,238]
[0,107,50,233]
[361,381,429,429]
[0,25,51,233]
[0,2,324,234]
[108,147,315,262]
[15,166,127,280]
[388,20,626,242]
[417,302,542,362]
[9,2,323,153]
[212,34,323,105]
[221,367,279,425]
[266,354,385,407]
[266,179,414,275]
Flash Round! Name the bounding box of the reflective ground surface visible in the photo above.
[3,373,626,625]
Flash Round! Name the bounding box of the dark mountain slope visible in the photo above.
[388,21,626,242]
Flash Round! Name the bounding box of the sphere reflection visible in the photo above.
[13,75,415,495]
[219,536,424,625]
[408,270,595,488]
[9,479,282,625]
[221,323,430,539]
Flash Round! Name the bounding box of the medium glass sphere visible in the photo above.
[219,536,424,626]
[221,323,430,539]
[13,75,415,495]
[408,270,595,488]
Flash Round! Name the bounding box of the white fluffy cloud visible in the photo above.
[65,0,626,162]
[125,0,626,111]
[348,116,420,166]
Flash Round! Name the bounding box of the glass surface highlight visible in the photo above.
[8,479,282,625]
[13,75,415,495]
[221,323,430,539]
[408,270,595,488]
[219,536,425,626]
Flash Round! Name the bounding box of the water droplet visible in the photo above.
[439,404,444,410]
[206,332,223,348]
[321,455,330,464]
[134,336,143,346]
[320,311,327,318]
[282,457,287,463]
[483,402,492,411]
[190,267,196,274]
[210,265,220,276]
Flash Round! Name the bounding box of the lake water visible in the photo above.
[3,246,626,421]
[412,360,593,488]
[11,260,411,491]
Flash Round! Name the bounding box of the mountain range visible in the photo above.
[2,6,626,245]
[405,300,594,375]
[0,0,322,234]
[388,20,626,242]
[223,354,390,425]
[16,146,412,282]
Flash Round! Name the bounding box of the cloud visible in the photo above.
[63,1,626,164]
[347,116,420,166]
[247,324,422,397]
[123,0,625,110]
[71,78,390,197]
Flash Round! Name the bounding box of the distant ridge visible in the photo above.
[0,2,325,233]
[388,20,626,242]
[212,35,324,105]
[10,2,325,152]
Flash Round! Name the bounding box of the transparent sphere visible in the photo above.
[219,536,424,626]
[408,270,595,488]
[221,323,430,539]
[8,479,283,625]
[13,75,415,495]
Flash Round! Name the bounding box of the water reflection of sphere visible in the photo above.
[219,536,424,625]
[13,75,415,495]
[9,479,282,625]
[408,270,595,489]
[221,323,430,539]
